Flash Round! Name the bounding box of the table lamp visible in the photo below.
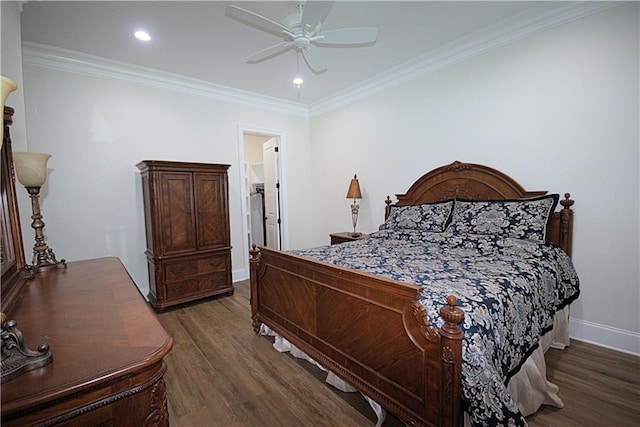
[12,151,66,273]
[346,174,362,237]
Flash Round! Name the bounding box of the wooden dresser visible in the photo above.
[137,160,233,311]
[1,257,173,426]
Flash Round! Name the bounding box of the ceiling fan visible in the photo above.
[225,0,379,74]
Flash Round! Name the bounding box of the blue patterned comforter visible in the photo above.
[290,229,580,426]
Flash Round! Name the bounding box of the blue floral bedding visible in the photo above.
[289,229,580,426]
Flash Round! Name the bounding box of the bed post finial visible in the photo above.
[385,196,393,220]
[560,193,574,209]
[440,295,464,336]
[250,244,260,261]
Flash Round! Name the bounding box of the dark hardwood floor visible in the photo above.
[156,280,640,426]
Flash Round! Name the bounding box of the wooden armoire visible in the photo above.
[137,160,233,311]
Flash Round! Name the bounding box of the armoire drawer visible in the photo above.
[165,272,230,299]
[164,255,228,281]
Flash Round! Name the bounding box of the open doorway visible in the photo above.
[237,126,286,279]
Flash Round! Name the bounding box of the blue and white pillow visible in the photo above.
[447,194,559,243]
[380,200,454,232]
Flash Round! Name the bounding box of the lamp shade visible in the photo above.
[13,152,52,187]
[1,76,17,108]
[346,174,362,199]
[1,76,18,149]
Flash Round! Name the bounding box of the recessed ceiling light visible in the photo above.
[134,30,151,41]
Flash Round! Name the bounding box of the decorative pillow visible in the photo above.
[447,194,559,242]
[380,200,454,232]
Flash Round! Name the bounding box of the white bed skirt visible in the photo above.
[260,305,570,426]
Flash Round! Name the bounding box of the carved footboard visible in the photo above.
[250,245,464,427]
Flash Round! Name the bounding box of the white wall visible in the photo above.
[17,65,312,297]
[309,4,639,351]
[1,1,27,142]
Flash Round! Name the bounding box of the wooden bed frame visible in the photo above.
[249,161,575,427]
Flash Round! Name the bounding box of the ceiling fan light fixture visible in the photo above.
[134,30,151,41]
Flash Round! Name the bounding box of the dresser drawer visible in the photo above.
[165,272,230,300]
[164,255,228,281]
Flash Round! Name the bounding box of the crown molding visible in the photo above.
[21,42,309,118]
[308,1,623,116]
[21,1,622,119]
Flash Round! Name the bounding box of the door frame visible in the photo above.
[236,124,288,281]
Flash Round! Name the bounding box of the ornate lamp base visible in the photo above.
[350,199,360,238]
[23,186,66,274]
[1,314,53,383]
[27,247,66,274]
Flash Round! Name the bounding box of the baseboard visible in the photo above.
[232,268,249,283]
[570,318,640,356]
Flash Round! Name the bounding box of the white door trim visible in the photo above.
[235,124,288,281]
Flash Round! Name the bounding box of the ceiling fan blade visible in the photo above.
[301,0,334,34]
[246,41,295,63]
[301,49,327,75]
[314,27,379,46]
[225,5,291,38]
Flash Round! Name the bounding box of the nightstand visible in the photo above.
[330,232,367,245]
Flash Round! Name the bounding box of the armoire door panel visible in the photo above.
[160,172,196,254]
[194,172,229,249]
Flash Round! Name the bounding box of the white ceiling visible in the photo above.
[19,1,611,107]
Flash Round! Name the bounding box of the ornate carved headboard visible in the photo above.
[385,161,574,256]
